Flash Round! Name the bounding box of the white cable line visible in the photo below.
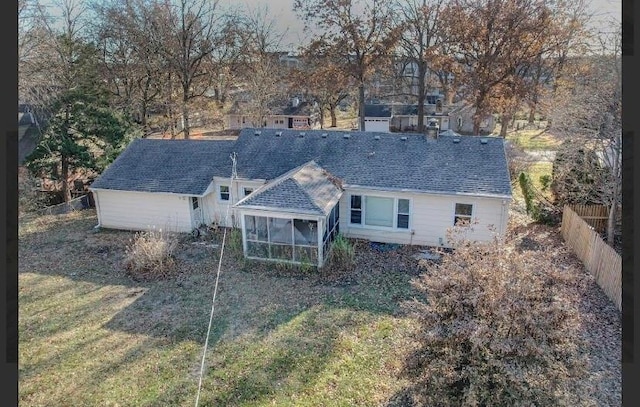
[195,152,237,407]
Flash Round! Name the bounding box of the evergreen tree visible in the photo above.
[26,37,138,202]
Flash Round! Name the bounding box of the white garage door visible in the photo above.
[364,119,390,132]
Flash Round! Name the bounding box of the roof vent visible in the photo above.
[343,133,350,139]
[480,137,488,144]
[453,137,460,143]
[321,133,328,138]
[299,132,305,138]
[374,135,380,140]
[275,131,282,137]
[400,136,408,141]
[254,130,261,136]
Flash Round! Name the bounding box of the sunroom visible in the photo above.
[234,162,343,267]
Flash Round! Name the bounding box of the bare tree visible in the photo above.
[295,0,401,131]
[92,0,167,132]
[548,23,621,246]
[292,43,353,128]
[440,0,568,135]
[393,0,447,131]
[150,0,220,138]
[235,4,289,128]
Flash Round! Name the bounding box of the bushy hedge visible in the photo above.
[403,234,592,406]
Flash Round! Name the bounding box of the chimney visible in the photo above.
[425,119,440,139]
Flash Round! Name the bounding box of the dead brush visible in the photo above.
[123,229,178,278]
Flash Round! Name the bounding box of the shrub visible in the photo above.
[403,235,592,406]
[326,234,355,270]
[226,228,243,257]
[518,172,561,226]
[124,229,178,276]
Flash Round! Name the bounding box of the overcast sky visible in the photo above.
[223,0,622,51]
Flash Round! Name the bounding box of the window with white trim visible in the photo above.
[349,194,411,229]
[243,187,254,197]
[219,185,230,201]
[350,195,362,224]
[454,203,473,226]
[365,196,394,227]
[397,199,410,229]
[191,196,199,209]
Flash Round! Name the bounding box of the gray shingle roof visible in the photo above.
[236,161,343,215]
[364,104,392,118]
[228,129,512,197]
[92,129,512,199]
[90,138,235,195]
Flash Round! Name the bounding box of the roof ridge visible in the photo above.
[291,162,333,214]
[233,160,319,207]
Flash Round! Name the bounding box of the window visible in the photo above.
[191,197,199,210]
[350,194,410,229]
[365,196,394,227]
[397,199,410,229]
[219,185,230,201]
[243,187,254,197]
[454,203,473,226]
[350,195,362,224]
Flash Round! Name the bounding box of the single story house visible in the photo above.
[449,104,496,134]
[90,129,512,267]
[364,104,451,133]
[226,98,318,130]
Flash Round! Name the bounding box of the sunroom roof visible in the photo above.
[235,161,343,216]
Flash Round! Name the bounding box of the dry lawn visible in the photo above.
[19,210,423,406]
[18,209,620,406]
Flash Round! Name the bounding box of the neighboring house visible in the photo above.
[364,103,451,133]
[449,104,496,134]
[91,129,512,267]
[364,104,392,132]
[226,98,318,130]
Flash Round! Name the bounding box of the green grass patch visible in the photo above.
[507,129,561,150]
[528,161,553,199]
[19,211,421,406]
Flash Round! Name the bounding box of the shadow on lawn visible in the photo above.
[21,211,424,345]
[21,211,429,405]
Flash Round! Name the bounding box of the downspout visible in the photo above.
[91,189,101,228]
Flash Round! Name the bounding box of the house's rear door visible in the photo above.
[288,117,293,128]
[191,197,203,228]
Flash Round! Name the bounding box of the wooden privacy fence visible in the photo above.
[567,204,608,233]
[561,205,621,311]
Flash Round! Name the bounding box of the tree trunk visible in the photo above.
[500,112,511,138]
[182,98,190,139]
[358,83,365,131]
[473,112,481,135]
[417,63,426,132]
[319,106,325,129]
[61,155,71,203]
[473,91,488,135]
[528,105,536,124]
[330,104,337,127]
[606,202,616,247]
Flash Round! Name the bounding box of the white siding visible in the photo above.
[207,178,266,227]
[340,188,509,247]
[93,189,193,232]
